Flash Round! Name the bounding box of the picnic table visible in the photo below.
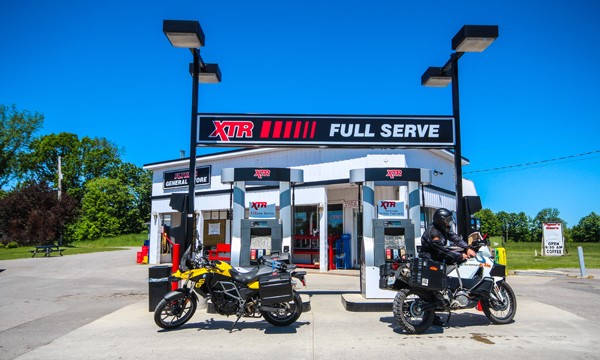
[29,245,65,257]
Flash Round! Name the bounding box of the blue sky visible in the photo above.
[1,0,599,227]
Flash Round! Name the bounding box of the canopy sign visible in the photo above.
[542,222,564,256]
[197,113,454,148]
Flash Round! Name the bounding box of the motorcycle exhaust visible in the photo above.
[259,305,281,312]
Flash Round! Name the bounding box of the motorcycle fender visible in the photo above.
[163,289,198,302]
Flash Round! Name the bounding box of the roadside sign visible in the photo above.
[542,222,564,256]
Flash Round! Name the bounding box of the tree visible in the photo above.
[69,177,144,241]
[107,162,152,226]
[512,212,532,242]
[0,181,78,245]
[22,133,122,201]
[571,212,600,242]
[0,104,44,188]
[494,211,533,242]
[474,208,502,236]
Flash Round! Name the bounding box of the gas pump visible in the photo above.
[350,167,432,299]
[222,167,303,268]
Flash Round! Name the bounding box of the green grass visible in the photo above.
[3,233,599,270]
[0,233,147,261]
[491,237,600,270]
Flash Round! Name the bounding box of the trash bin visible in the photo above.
[335,234,352,269]
[148,265,171,312]
[494,247,507,275]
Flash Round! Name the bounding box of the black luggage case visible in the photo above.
[409,258,446,291]
[259,272,293,305]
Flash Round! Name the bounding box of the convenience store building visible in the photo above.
[143,147,477,271]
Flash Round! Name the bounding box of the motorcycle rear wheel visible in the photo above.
[481,281,517,324]
[393,288,435,334]
[154,294,197,329]
[261,290,303,326]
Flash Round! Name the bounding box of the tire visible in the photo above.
[392,288,435,334]
[482,281,517,324]
[154,294,197,329]
[261,290,303,326]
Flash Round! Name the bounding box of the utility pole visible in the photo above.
[58,155,63,201]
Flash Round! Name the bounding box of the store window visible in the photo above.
[327,204,343,237]
[294,205,319,236]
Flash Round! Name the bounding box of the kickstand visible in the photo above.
[230,313,243,333]
[444,311,452,326]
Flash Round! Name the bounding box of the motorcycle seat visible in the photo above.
[229,265,274,284]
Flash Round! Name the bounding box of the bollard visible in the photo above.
[577,246,587,278]
[171,243,180,290]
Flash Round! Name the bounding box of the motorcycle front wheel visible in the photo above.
[392,288,435,334]
[154,294,197,329]
[261,290,303,326]
[481,281,517,324]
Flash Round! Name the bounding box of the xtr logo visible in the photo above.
[254,169,271,179]
[251,202,267,210]
[209,121,254,141]
[380,201,396,210]
[386,169,403,179]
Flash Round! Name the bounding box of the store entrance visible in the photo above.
[292,205,320,268]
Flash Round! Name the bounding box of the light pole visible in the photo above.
[163,20,222,253]
[421,25,498,238]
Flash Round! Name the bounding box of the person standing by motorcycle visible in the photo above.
[419,208,476,264]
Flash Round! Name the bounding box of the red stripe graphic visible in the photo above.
[293,121,302,138]
[273,121,283,138]
[284,121,293,138]
[310,121,316,138]
[303,121,309,138]
[260,121,272,138]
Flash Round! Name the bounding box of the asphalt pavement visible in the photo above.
[1,248,600,360]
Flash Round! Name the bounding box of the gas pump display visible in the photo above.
[250,225,272,262]
[383,225,405,262]
[373,219,414,266]
[241,219,282,265]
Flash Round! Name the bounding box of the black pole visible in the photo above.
[450,54,465,239]
[187,48,200,253]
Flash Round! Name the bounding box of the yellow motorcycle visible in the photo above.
[154,246,306,330]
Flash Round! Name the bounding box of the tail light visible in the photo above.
[250,249,256,260]
[386,248,392,260]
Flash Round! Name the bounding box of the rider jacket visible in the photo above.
[419,223,469,265]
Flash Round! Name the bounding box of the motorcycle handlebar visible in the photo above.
[258,256,287,270]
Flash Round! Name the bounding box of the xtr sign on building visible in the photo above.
[197,114,455,148]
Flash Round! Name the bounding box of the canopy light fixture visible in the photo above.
[421,67,452,87]
[163,20,206,48]
[452,25,498,53]
[188,63,222,83]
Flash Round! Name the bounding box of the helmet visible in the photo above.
[433,208,454,230]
